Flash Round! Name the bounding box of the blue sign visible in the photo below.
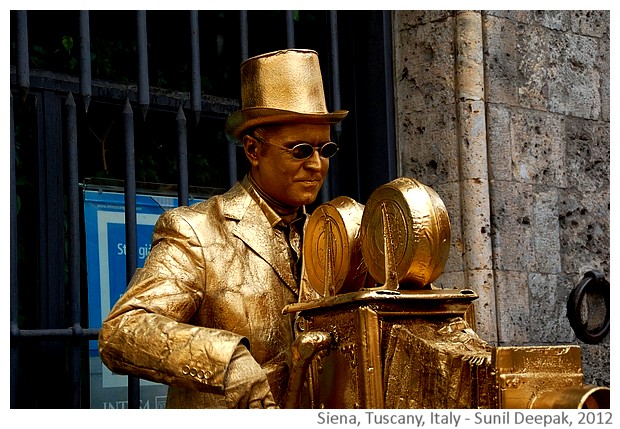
[83,189,203,408]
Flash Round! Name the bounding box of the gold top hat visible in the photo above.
[225,49,348,145]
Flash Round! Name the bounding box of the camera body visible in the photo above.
[284,288,608,409]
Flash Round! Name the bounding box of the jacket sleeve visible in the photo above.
[98,207,247,393]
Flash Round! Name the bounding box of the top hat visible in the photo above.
[225,49,348,145]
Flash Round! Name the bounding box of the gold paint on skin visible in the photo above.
[243,123,332,211]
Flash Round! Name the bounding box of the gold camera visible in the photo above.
[284,178,609,409]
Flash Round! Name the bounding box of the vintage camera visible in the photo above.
[283,178,609,409]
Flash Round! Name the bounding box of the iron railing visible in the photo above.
[10,9,396,408]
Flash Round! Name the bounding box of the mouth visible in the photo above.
[296,176,323,183]
[297,179,322,187]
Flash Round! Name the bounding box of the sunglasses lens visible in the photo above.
[290,142,339,159]
[292,144,315,159]
[320,142,339,158]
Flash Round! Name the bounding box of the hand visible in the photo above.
[224,344,278,409]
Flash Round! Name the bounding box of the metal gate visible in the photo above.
[10,10,396,408]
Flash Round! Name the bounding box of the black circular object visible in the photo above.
[566,270,610,344]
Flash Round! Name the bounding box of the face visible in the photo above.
[243,123,332,210]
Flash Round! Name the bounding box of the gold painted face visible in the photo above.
[243,123,333,210]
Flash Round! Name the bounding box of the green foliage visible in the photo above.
[61,35,73,54]
[30,35,79,74]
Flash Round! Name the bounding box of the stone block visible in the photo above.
[455,11,484,101]
[515,22,550,111]
[432,181,465,274]
[570,10,610,38]
[486,104,513,181]
[485,10,570,31]
[599,36,610,121]
[457,100,488,180]
[530,10,571,31]
[494,270,529,344]
[395,17,456,112]
[398,109,459,186]
[483,15,518,106]
[580,343,611,386]
[532,187,562,274]
[548,31,600,119]
[467,268,497,343]
[528,273,574,343]
[394,10,453,30]
[558,187,610,276]
[489,180,534,272]
[484,11,533,23]
[432,270,465,291]
[509,108,566,187]
[565,117,609,193]
[460,179,493,271]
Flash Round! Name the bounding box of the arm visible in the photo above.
[98,208,244,393]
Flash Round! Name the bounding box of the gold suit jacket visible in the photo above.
[98,180,299,408]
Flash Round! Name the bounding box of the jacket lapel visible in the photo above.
[221,183,299,296]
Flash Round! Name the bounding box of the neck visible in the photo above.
[248,173,300,219]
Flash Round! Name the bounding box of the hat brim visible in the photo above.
[225,107,349,145]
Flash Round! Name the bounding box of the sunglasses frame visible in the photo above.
[251,134,339,160]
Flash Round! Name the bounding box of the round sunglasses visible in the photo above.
[252,134,339,160]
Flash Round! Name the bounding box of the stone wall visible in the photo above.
[392,10,609,386]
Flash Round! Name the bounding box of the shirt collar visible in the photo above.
[241,175,307,228]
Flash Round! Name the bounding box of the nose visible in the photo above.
[303,148,324,171]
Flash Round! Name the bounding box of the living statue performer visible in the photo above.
[98,49,348,408]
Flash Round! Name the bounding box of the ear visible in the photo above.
[242,135,260,167]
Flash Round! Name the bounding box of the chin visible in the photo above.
[290,184,322,204]
[291,192,320,207]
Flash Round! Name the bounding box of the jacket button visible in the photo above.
[182,365,190,375]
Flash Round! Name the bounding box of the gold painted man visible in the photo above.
[98,49,348,408]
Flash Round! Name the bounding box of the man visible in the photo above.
[98,49,348,408]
